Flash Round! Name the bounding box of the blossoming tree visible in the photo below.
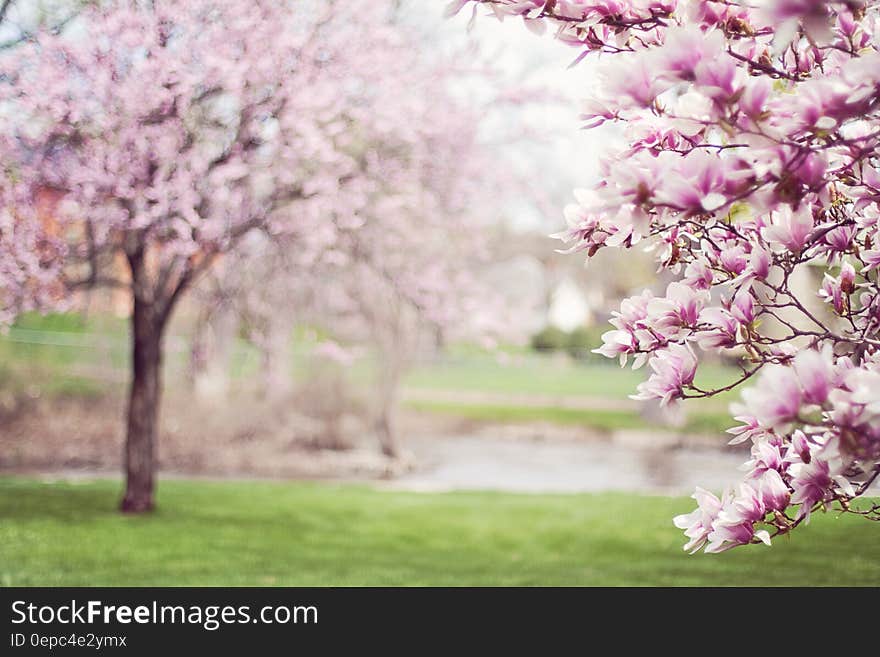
[452,0,880,551]
[0,0,454,512]
[188,63,519,457]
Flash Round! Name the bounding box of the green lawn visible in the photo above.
[405,400,734,435]
[1,313,741,437]
[402,351,740,436]
[1,312,742,402]
[1,477,877,586]
[404,350,739,400]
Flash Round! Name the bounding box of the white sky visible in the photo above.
[435,3,615,233]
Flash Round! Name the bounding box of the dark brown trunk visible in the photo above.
[377,413,399,459]
[120,295,166,513]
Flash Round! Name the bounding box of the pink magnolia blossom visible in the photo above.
[820,273,846,313]
[673,487,723,554]
[760,205,814,253]
[632,343,697,406]
[705,484,771,553]
[458,0,880,551]
[790,457,834,521]
[730,288,755,325]
[754,469,792,512]
[695,307,738,351]
[862,249,880,272]
[646,282,706,336]
[748,244,771,280]
[793,347,834,406]
[726,414,765,446]
[682,259,714,290]
[739,365,803,430]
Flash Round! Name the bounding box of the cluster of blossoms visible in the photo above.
[1,0,465,316]
[453,0,880,549]
[0,162,67,324]
[677,347,880,551]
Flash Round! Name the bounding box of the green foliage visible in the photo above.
[528,325,607,361]
[566,326,604,361]
[530,326,569,353]
[0,478,877,586]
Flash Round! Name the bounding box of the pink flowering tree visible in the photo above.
[296,182,513,459]
[189,52,519,456]
[453,0,880,551]
[0,0,443,512]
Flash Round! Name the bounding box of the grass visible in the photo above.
[406,400,734,435]
[0,311,740,436]
[0,477,877,586]
[0,313,129,397]
[404,351,739,401]
[2,312,741,398]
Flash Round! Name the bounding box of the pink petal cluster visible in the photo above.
[456,0,880,550]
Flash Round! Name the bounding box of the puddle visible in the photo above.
[386,433,753,495]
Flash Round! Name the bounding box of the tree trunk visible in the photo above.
[376,408,399,459]
[376,360,401,459]
[260,318,291,401]
[120,295,166,513]
[190,303,235,402]
[372,313,407,459]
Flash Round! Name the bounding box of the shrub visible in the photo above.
[566,326,602,361]
[530,326,568,353]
